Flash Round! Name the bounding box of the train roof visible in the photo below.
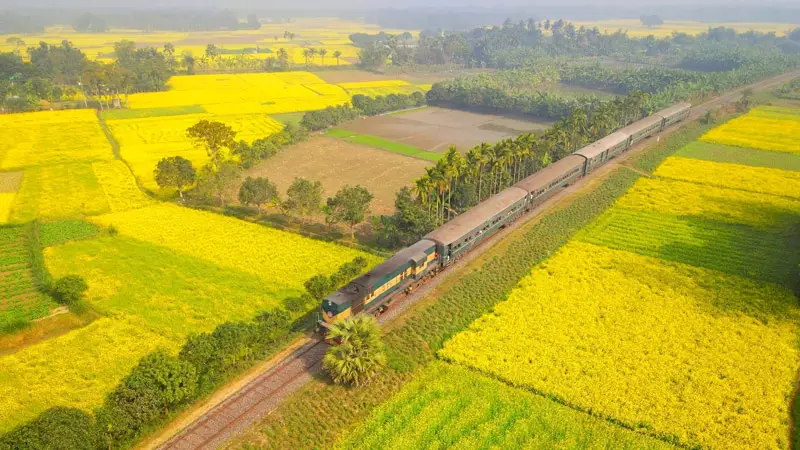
[326,239,437,306]
[573,132,630,159]
[656,102,692,119]
[617,114,662,135]
[514,154,586,193]
[424,187,527,246]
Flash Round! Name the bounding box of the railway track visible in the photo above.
[155,69,800,450]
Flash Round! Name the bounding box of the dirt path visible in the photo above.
[152,69,800,450]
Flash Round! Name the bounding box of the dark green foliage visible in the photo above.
[324,185,374,235]
[374,187,437,249]
[300,93,426,132]
[38,220,101,247]
[304,275,333,300]
[285,178,323,222]
[304,256,369,301]
[51,275,88,309]
[24,221,51,291]
[0,407,97,450]
[238,176,279,212]
[774,77,800,100]
[0,318,31,336]
[323,315,387,386]
[96,350,197,445]
[154,156,196,201]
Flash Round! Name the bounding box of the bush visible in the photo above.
[0,407,97,450]
[323,315,387,386]
[51,275,88,311]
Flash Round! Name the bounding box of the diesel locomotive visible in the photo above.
[319,102,691,328]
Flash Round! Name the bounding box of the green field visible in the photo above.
[338,362,671,450]
[269,112,305,125]
[675,141,800,171]
[0,225,57,331]
[100,105,206,120]
[326,128,442,161]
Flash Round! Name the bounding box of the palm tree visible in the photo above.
[333,50,342,65]
[322,315,386,387]
[414,175,434,219]
[302,48,312,66]
[427,166,447,225]
[442,146,463,220]
[309,47,318,65]
[319,48,328,65]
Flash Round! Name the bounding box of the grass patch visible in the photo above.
[326,128,441,161]
[631,118,725,173]
[38,220,101,247]
[675,141,800,171]
[338,362,671,450]
[270,112,305,125]
[101,105,205,120]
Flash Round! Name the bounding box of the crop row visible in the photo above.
[700,107,800,153]
[0,225,56,328]
[91,161,153,213]
[337,362,671,450]
[579,208,799,285]
[654,157,800,199]
[616,177,800,231]
[439,241,800,450]
[226,167,643,449]
[674,141,800,172]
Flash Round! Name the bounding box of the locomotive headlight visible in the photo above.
[327,311,333,317]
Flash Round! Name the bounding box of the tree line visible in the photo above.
[301,92,426,131]
[0,39,170,112]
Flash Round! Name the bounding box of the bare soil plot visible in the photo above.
[237,137,432,215]
[340,107,551,153]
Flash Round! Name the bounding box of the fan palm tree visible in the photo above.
[322,315,386,387]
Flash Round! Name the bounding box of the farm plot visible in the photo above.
[0,202,380,431]
[0,226,57,329]
[614,177,800,230]
[674,141,800,171]
[107,112,283,191]
[337,80,427,97]
[91,161,154,212]
[240,137,433,215]
[338,107,549,154]
[700,106,800,153]
[0,315,173,433]
[0,110,113,170]
[89,203,382,289]
[440,242,800,450]
[654,157,800,199]
[338,362,671,450]
[0,172,22,224]
[8,163,110,223]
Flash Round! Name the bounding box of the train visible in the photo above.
[318,102,691,328]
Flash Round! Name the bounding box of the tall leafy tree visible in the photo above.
[285,177,323,223]
[324,185,374,238]
[186,120,237,171]
[238,176,279,213]
[154,156,196,201]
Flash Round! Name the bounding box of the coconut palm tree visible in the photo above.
[319,48,328,65]
[322,315,386,387]
[333,50,342,65]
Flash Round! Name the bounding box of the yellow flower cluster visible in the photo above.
[654,157,800,199]
[0,110,113,170]
[107,112,283,190]
[700,106,800,153]
[90,203,382,287]
[0,172,21,224]
[615,177,800,230]
[91,161,153,212]
[440,242,800,450]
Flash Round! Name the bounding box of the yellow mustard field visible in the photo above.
[0,172,21,224]
[90,203,383,286]
[0,110,113,170]
[338,80,427,97]
[0,315,174,433]
[8,163,110,223]
[91,161,154,212]
[440,242,800,450]
[566,19,796,38]
[107,111,283,190]
[700,106,800,153]
[615,177,800,230]
[654,157,800,199]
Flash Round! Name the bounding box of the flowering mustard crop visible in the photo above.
[700,106,800,153]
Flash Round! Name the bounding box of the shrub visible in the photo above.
[0,407,97,450]
[323,315,387,386]
[51,275,88,311]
